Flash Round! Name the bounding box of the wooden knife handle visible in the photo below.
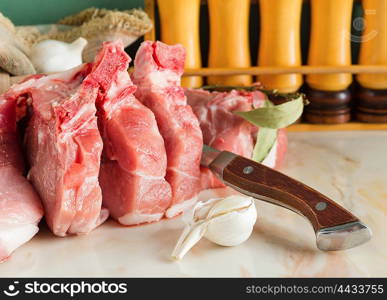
[221,155,358,232]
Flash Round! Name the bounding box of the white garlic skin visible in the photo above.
[171,195,257,260]
[30,37,87,73]
[204,196,257,246]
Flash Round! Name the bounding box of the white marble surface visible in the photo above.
[1,130,387,277]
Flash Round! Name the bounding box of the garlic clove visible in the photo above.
[206,195,255,218]
[69,37,88,52]
[30,37,87,73]
[204,201,257,246]
[171,195,257,260]
[171,221,208,261]
[171,198,222,260]
[191,197,222,221]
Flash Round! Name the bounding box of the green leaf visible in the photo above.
[234,95,305,163]
[234,95,304,129]
[251,100,277,162]
[260,99,275,108]
[252,127,277,162]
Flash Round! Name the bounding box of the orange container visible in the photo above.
[258,0,303,93]
[207,0,252,86]
[358,0,387,89]
[157,0,202,88]
[307,0,353,91]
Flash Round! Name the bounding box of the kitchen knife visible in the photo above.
[201,145,372,251]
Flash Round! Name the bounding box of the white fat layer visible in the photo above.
[96,208,109,227]
[130,171,164,180]
[37,129,44,144]
[12,64,86,93]
[0,223,39,257]
[60,103,93,131]
[147,70,179,88]
[106,71,128,99]
[261,140,278,168]
[118,212,163,225]
[167,167,199,180]
[59,106,96,142]
[165,196,198,219]
[43,64,86,82]
[11,78,38,92]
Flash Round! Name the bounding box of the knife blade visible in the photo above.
[201,144,372,251]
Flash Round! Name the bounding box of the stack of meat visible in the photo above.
[0,40,203,261]
[94,41,202,224]
[0,40,287,262]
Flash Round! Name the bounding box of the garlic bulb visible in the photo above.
[30,37,87,73]
[171,195,257,260]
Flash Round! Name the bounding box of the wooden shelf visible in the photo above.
[183,65,387,76]
[287,122,387,132]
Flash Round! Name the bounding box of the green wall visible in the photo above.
[0,0,144,25]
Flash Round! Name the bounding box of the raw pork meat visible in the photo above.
[0,92,43,262]
[132,41,203,218]
[92,41,172,225]
[6,64,108,236]
[185,88,287,190]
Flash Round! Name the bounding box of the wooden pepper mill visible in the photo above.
[157,0,202,88]
[305,0,354,124]
[207,0,252,86]
[258,0,303,93]
[356,0,387,122]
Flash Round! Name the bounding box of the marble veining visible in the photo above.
[1,130,386,277]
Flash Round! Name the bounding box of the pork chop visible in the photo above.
[132,41,203,218]
[0,92,43,262]
[5,64,108,236]
[91,41,172,225]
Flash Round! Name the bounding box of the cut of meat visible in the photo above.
[91,41,172,225]
[185,88,287,190]
[0,93,43,262]
[186,89,264,158]
[25,65,108,236]
[5,64,108,237]
[24,66,108,236]
[0,167,43,262]
[132,41,203,218]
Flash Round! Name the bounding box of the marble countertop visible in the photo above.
[1,130,386,277]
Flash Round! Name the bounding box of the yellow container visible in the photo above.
[357,0,387,89]
[258,0,303,93]
[157,0,202,88]
[207,0,252,86]
[307,0,353,91]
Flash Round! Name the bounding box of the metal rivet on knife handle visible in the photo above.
[243,166,254,174]
[315,202,327,211]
